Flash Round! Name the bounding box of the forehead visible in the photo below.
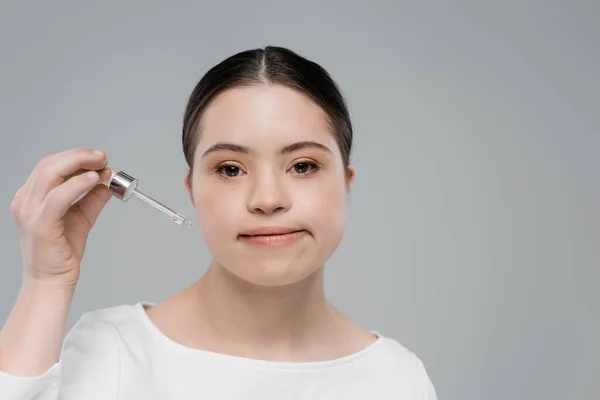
[196,84,338,152]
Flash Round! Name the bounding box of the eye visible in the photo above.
[290,161,319,175]
[216,163,245,178]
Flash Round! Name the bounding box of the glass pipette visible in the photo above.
[104,168,193,227]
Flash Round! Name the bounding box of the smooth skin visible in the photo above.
[0,84,376,377]
[148,84,375,361]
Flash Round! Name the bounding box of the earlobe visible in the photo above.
[184,170,195,206]
[345,164,356,192]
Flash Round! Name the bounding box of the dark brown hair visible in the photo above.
[182,46,353,175]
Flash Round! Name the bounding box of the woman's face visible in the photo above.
[185,84,354,286]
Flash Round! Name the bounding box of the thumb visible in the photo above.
[74,182,113,228]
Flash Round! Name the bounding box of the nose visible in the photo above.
[246,171,291,215]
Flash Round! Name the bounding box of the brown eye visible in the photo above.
[292,161,318,174]
[225,166,239,177]
[217,164,243,177]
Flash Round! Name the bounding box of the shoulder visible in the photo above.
[74,302,143,325]
[63,303,141,347]
[63,301,143,351]
[369,333,438,399]
[64,302,150,351]
[58,302,147,397]
[370,333,424,369]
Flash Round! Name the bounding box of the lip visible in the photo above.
[238,227,307,247]
[239,226,303,236]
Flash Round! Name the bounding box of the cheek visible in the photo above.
[297,178,348,237]
[194,185,242,243]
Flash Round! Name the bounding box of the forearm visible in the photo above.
[0,280,74,376]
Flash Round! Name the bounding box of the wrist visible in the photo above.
[20,277,77,298]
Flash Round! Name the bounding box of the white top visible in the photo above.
[0,302,437,399]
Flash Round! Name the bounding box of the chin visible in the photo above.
[223,257,323,287]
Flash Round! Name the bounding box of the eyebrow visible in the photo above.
[201,141,333,158]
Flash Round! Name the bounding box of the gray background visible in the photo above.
[1,1,598,399]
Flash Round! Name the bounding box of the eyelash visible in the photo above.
[214,160,321,179]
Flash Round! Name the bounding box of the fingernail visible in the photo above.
[93,150,104,156]
[86,171,99,180]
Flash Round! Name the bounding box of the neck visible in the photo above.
[186,260,342,359]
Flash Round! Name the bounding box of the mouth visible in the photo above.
[238,227,307,247]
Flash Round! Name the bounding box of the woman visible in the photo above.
[0,46,437,399]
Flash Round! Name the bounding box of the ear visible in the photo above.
[345,164,356,192]
[184,170,195,206]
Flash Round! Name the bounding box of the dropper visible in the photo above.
[103,168,193,227]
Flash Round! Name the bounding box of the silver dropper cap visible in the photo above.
[107,170,138,201]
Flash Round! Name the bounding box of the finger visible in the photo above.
[27,148,108,206]
[67,167,113,202]
[69,177,114,228]
[10,185,28,223]
[40,169,111,222]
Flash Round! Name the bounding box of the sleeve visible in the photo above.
[0,311,121,400]
[0,363,60,400]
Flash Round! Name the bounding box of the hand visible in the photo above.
[11,148,113,289]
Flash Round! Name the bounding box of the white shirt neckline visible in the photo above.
[134,301,385,371]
